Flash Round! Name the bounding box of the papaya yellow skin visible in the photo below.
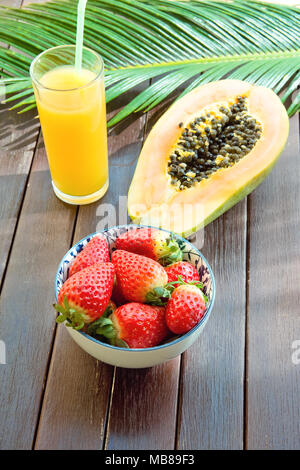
[128,80,289,236]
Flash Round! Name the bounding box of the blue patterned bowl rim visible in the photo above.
[55,224,216,352]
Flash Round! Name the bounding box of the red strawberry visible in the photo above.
[55,262,115,329]
[69,235,110,277]
[115,228,182,265]
[166,284,206,334]
[94,303,169,348]
[111,280,127,307]
[165,261,200,287]
[111,250,168,303]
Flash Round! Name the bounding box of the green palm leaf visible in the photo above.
[0,0,299,126]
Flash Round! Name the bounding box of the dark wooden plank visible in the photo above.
[246,110,300,449]
[34,96,148,450]
[34,325,114,450]
[176,201,247,450]
[106,360,180,450]
[0,136,77,449]
[0,107,39,285]
[0,0,39,285]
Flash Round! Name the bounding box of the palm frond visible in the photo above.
[0,0,299,127]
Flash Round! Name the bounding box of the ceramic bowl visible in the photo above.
[55,224,215,368]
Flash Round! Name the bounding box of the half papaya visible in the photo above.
[128,80,289,236]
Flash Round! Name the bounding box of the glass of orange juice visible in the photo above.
[30,45,108,205]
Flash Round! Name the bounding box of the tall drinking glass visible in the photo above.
[30,45,108,205]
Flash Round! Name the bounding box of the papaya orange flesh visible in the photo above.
[128,80,289,236]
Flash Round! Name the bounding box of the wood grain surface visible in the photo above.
[0,136,77,449]
[0,0,38,285]
[0,0,299,451]
[246,109,300,450]
[177,200,247,450]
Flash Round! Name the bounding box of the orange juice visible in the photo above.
[34,65,108,202]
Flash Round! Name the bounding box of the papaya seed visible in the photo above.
[167,95,262,188]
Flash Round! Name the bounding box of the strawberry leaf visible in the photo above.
[99,317,114,327]
[146,287,171,305]
[53,303,67,315]
[55,313,67,323]
[64,294,70,310]
[87,311,119,342]
[72,319,85,330]
[188,280,204,290]
[115,339,129,348]
[87,314,113,336]
[164,276,208,302]
[53,297,86,330]
[96,326,116,339]
[159,233,183,266]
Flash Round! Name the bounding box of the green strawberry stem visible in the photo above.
[145,287,172,305]
[54,295,85,330]
[169,276,208,302]
[87,309,129,348]
[147,276,208,306]
[159,232,183,266]
[167,275,204,290]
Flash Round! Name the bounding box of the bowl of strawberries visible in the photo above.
[55,225,215,368]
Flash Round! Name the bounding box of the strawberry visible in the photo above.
[69,235,110,277]
[165,261,200,287]
[165,284,206,334]
[54,262,115,329]
[91,303,169,348]
[111,250,168,304]
[115,228,182,265]
[111,280,127,307]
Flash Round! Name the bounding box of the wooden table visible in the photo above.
[1,0,300,451]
